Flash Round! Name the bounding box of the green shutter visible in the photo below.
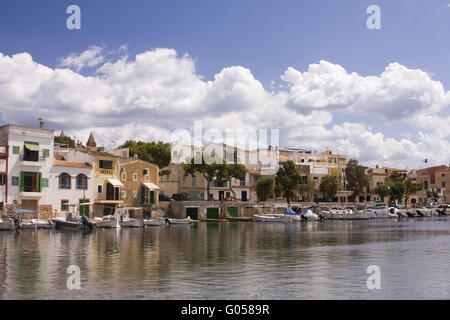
[20,171,24,192]
[38,172,42,192]
[141,186,145,203]
[150,191,155,204]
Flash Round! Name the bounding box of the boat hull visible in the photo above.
[119,220,143,228]
[0,221,15,231]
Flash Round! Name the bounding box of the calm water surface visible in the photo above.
[1,218,450,299]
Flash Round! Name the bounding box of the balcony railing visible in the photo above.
[20,155,45,162]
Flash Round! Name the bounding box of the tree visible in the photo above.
[345,159,368,202]
[275,160,302,204]
[118,140,171,169]
[374,183,389,202]
[182,153,221,201]
[298,177,316,202]
[216,163,247,197]
[256,176,275,202]
[383,171,407,203]
[54,135,75,148]
[404,179,423,205]
[319,175,339,201]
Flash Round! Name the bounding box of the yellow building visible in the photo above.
[119,158,160,214]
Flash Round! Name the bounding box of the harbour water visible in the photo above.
[1,218,450,300]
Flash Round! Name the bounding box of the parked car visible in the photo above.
[171,194,188,201]
[159,194,173,202]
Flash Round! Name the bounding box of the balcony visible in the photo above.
[20,154,45,166]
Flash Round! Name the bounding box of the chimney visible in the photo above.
[39,121,46,129]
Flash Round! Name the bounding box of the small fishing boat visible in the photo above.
[94,215,121,228]
[0,217,17,231]
[19,220,38,230]
[34,219,54,229]
[322,208,371,220]
[114,208,143,228]
[253,214,286,222]
[51,217,82,230]
[143,218,161,226]
[301,209,321,221]
[166,217,195,224]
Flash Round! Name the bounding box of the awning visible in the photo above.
[24,141,39,151]
[12,208,37,214]
[106,178,124,187]
[142,182,160,190]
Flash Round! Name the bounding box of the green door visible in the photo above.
[227,207,238,217]
[79,199,89,217]
[206,207,219,219]
[150,191,155,204]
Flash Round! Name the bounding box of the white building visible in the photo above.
[48,157,94,216]
[0,122,95,216]
[0,123,54,211]
[0,145,7,209]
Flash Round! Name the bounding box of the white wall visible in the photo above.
[3,125,54,205]
[47,165,94,215]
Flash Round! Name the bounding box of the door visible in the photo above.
[219,191,224,201]
[186,207,198,220]
[241,191,247,202]
[227,207,238,217]
[79,199,90,216]
[150,191,155,204]
[206,207,219,219]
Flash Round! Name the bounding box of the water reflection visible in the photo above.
[1,218,450,299]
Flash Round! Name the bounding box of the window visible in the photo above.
[133,173,138,181]
[97,184,103,194]
[182,175,187,182]
[23,141,39,161]
[99,160,113,169]
[192,175,197,186]
[442,173,446,177]
[0,173,6,185]
[133,191,137,198]
[76,174,87,189]
[121,172,127,181]
[145,175,149,181]
[121,191,126,198]
[59,173,71,189]
[443,182,446,188]
[12,146,20,154]
[61,200,69,211]
[11,176,19,186]
[42,178,49,188]
[42,149,49,158]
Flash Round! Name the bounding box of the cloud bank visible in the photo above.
[0,47,448,168]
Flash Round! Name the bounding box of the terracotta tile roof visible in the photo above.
[247,168,260,174]
[53,160,92,168]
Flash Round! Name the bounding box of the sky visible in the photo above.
[0,0,449,169]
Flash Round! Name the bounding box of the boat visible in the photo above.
[253,214,287,222]
[50,216,82,230]
[94,215,121,228]
[115,207,143,228]
[34,219,54,229]
[322,207,371,220]
[166,217,195,224]
[0,217,17,231]
[301,209,321,221]
[19,220,38,230]
[143,218,161,226]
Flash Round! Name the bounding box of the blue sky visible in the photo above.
[0,0,449,168]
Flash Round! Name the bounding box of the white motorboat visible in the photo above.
[94,215,121,228]
[0,217,16,231]
[253,214,286,222]
[322,208,370,220]
[20,220,38,230]
[167,217,195,224]
[115,207,143,228]
[302,210,320,221]
[143,218,161,226]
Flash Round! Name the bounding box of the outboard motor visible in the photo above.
[317,213,326,221]
[13,217,21,229]
[300,214,307,222]
[81,216,94,229]
[389,207,395,214]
